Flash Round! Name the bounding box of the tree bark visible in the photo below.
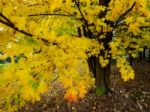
[80,0,112,95]
[86,31,112,95]
[93,0,113,95]
[143,46,146,59]
[87,56,97,78]
[129,55,133,66]
[95,56,111,94]
[139,52,143,61]
[95,31,113,94]
[148,48,150,62]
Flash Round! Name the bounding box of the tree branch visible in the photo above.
[29,13,74,17]
[0,19,33,37]
[50,76,60,84]
[0,16,51,45]
[0,13,14,26]
[74,0,87,24]
[114,2,136,27]
[74,0,95,38]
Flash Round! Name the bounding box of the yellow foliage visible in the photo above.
[77,81,87,98]
[99,56,109,67]
[37,81,48,94]
[117,57,135,81]
[64,88,78,103]
[60,76,73,88]
[0,0,149,111]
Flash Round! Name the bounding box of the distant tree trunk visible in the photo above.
[77,27,82,37]
[148,48,150,62]
[139,52,143,61]
[129,55,133,66]
[143,46,146,59]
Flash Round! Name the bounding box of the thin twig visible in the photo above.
[29,13,74,17]
[51,76,60,84]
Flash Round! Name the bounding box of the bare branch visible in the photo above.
[0,13,14,25]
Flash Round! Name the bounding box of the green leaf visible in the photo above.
[96,86,106,95]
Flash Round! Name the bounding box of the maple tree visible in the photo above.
[0,0,150,111]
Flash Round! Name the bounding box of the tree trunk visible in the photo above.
[87,56,97,78]
[95,56,111,94]
[143,46,146,59]
[87,54,112,95]
[95,30,113,94]
[139,52,143,61]
[93,0,112,95]
[129,55,133,66]
[87,0,112,95]
[148,48,150,62]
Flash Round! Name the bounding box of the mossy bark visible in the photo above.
[95,57,111,95]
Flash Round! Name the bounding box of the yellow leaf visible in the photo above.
[64,88,77,103]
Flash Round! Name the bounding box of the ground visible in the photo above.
[22,59,150,112]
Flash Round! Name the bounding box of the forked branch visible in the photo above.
[115,2,136,27]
